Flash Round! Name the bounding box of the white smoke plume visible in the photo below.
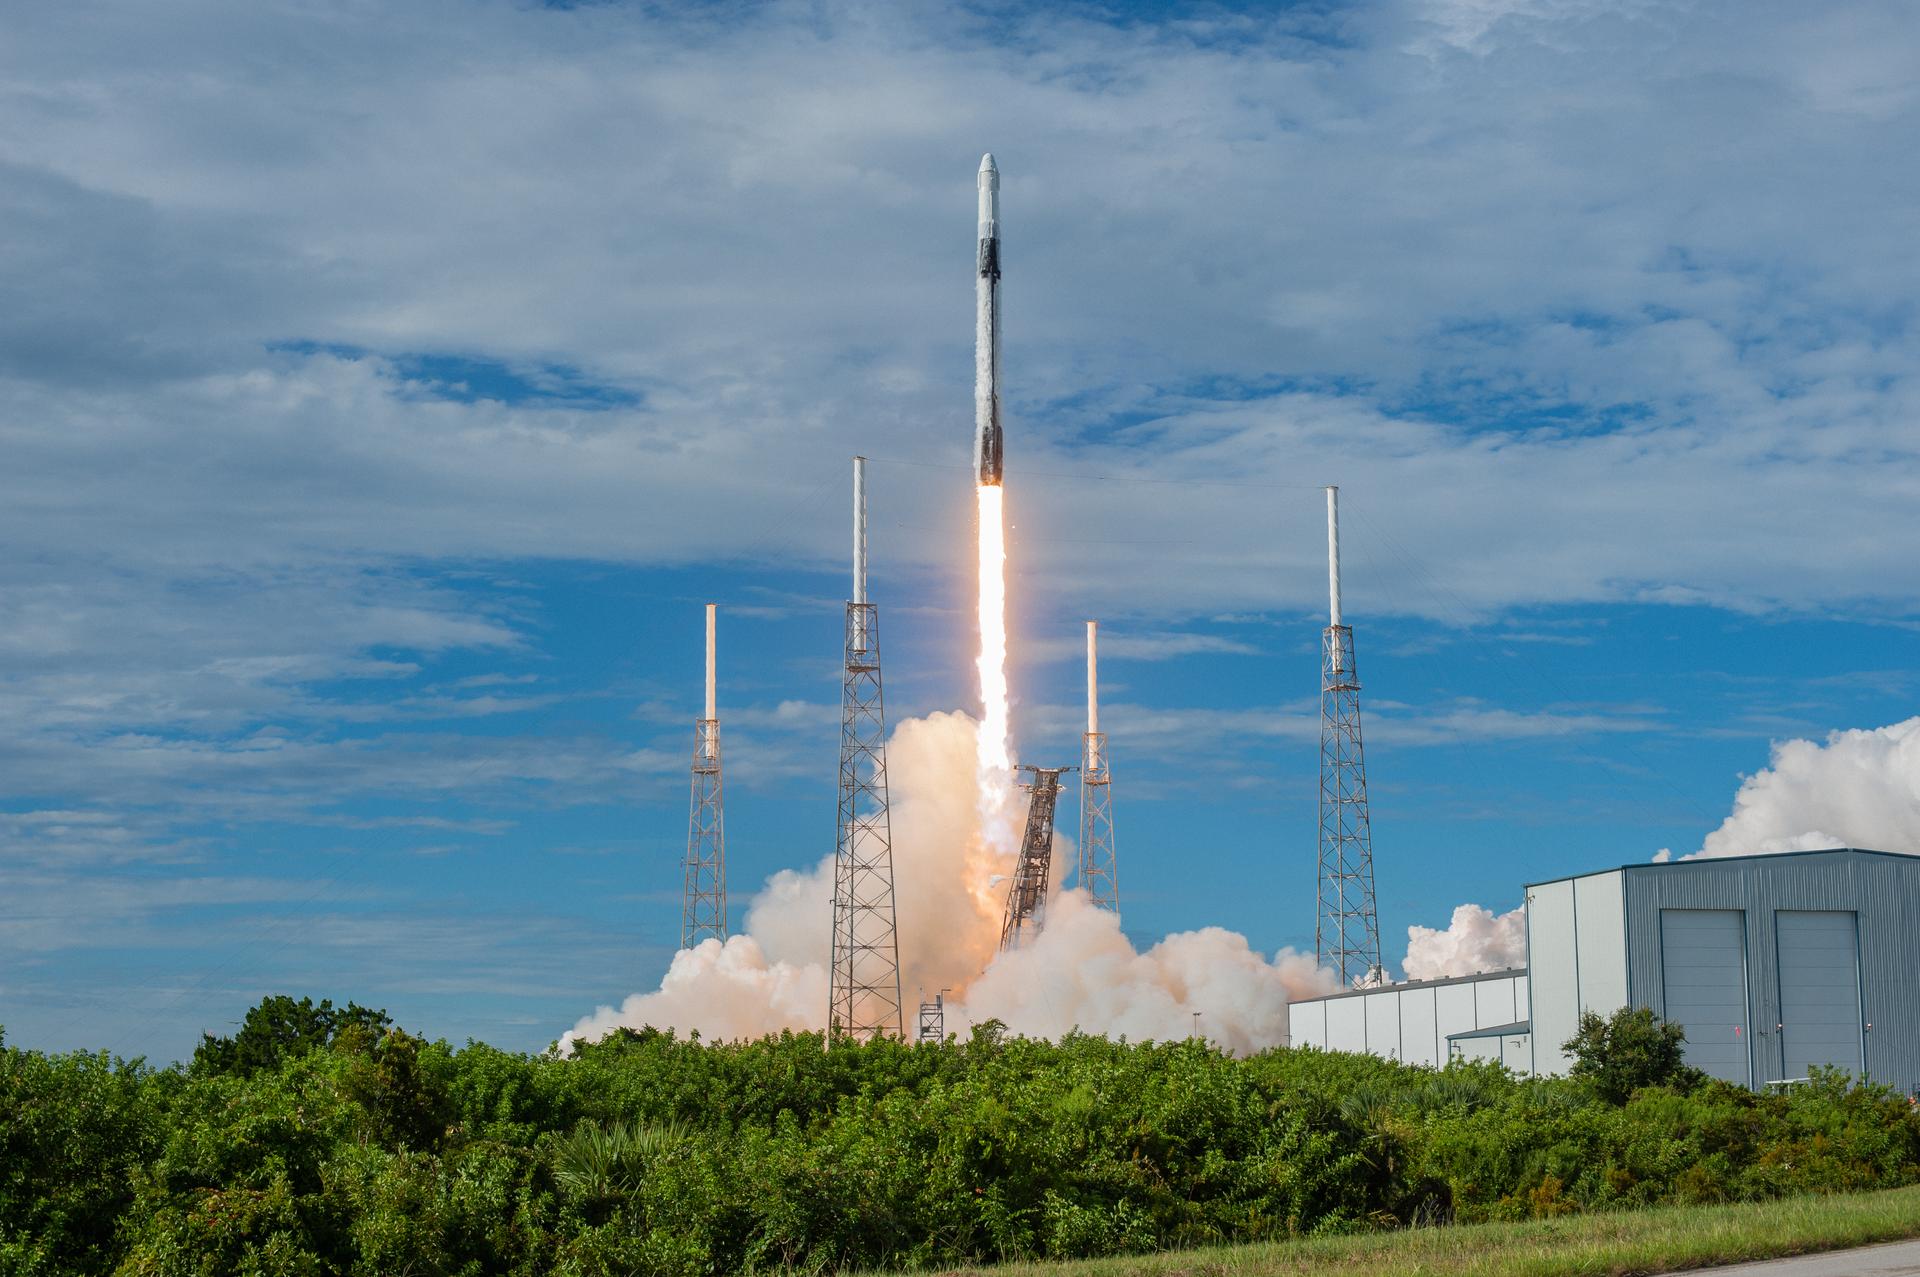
[962,893,1337,1055]
[560,710,1338,1054]
[1696,716,1920,858]
[1402,903,1527,980]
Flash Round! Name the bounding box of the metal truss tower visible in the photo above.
[829,457,904,1039]
[1317,486,1383,986]
[916,990,946,1044]
[1078,621,1118,916]
[683,603,727,949]
[999,765,1072,951]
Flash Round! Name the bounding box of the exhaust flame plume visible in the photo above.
[975,484,1013,850]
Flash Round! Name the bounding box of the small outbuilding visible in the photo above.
[1286,968,1527,1068]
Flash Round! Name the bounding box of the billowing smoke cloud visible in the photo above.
[1402,903,1527,980]
[1696,717,1920,858]
[560,710,1337,1053]
[963,893,1337,1055]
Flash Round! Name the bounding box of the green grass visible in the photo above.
[933,1186,1920,1277]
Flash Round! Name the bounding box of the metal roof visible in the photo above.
[1286,967,1526,1006]
[1447,1020,1530,1041]
[1523,846,1916,891]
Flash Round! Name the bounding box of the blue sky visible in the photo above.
[4,0,1920,1061]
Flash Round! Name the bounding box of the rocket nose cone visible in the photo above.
[979,152,997,173]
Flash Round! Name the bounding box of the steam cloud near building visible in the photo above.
[1402,903,1527,981]
[1692,716,1920,859]
[1403,714,1920,980]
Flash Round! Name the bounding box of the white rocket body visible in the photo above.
[974,154,1003,486]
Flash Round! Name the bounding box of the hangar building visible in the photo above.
[1288,848,1920,1094]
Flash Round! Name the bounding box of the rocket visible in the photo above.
[974,153,1003,487]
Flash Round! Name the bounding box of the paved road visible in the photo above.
[1682,1239,1920,1275]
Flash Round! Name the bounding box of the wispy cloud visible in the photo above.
[0,0,1913,1056]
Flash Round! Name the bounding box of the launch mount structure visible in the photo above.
[828,457,905,1039]
[1316,486,1383,986]
[1078,621,1118,916]
[999,765,1073,951]
[683,604,728,949]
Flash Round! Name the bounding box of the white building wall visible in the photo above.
[1574,869,1629,1015]
[1528,869,1632,1076]
[1401,987,1440,1067]
[1455,1036,1501,1064]
[1527,877,1580,1075]
[1365,990,1402,1060]
[1326,995,1367,1053]
[1289,972,1528,1072]
[1289,999,1325,1049]
[1435,981,1476,1038]
[1475,974,1520,1025]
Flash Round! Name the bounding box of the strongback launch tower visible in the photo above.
[1317,486,1383,986]
[999,765,1072,951]
[829,457,904,1039]
[1078,621,1118,916]
[683,604,727,949]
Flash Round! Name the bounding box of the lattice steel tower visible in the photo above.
[1317,486,1383,986]
[1000,765,1072,951]
[916,990,947,1044]
[682,604,727,949]
[829,457,904,1039]
[1078,621,1118,916]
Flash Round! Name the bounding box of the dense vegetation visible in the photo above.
[4,1000,1919,1275]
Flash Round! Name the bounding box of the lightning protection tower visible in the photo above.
[1317,486,1383,986]
[1078,621,1118,916]
[829,457,904,1039]
[682,604,727,949]
[999,765,1072,951]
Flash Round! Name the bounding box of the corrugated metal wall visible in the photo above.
[1776,910,1863,1077]
[1658,908,1753,1085]
[1621,850,1920,1094]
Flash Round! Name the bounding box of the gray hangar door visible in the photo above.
[1660,909,1751,1086]
[1775,910,1863,1080]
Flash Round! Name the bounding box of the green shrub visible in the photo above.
[6,996,1920,1274]
[1563,1006,1704,1104]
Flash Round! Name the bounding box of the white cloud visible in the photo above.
[1403,903,1528,980]
[0,1,1912,627]
[1697,717,1920,858]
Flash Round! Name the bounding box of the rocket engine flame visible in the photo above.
[975,483,1014,852]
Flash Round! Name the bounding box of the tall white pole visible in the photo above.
[1325,486,1342,628]
[1086,620,1099,735]
[853,456,868,605]
[704,603,716,724]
